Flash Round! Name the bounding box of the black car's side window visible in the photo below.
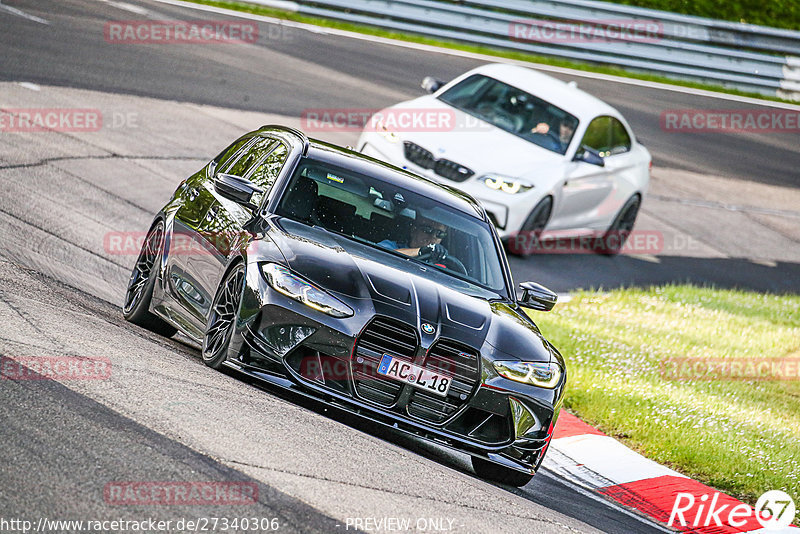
[248,141,289,205]
[222,137,275,178]
[211,136,252,170]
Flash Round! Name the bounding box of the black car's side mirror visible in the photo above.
[573,145,605,167]
[421,76,445,94]
[518,282,557,311]
[214,173,263,211]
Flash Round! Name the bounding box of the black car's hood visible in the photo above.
[265,219,553,363]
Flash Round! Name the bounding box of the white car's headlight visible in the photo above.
[260,263,353,318]
[372,117,400,143]
[493,361,562,388]
[482,174,533,194]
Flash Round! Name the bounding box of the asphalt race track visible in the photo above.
[0,1,798,533]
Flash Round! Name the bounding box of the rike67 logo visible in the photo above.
[669,490,796,530]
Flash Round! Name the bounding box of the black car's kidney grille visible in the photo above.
[407,340,480,424]
[403,142,474,183]
[352,317,418,406]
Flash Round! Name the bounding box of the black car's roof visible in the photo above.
[304,138,487,220]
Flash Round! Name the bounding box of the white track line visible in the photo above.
[102,0,151,15]
[0,0,49,24]
[145,0,800,110]
[18,82,41,91]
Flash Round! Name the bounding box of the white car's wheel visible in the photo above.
[598,194,641,256]
[509,196,552,257]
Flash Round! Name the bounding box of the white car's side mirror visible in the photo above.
[573,145,605,167]
[421,76,444,94]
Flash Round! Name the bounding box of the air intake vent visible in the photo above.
[352,317,418,406]
[407,340,480,423]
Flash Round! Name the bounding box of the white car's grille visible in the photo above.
[403,142,474,183]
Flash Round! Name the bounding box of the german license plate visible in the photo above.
[377,354,452,397]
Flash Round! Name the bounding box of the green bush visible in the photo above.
[607,0,800,30]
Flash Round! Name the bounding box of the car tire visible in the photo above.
[471,457,534,487]
[598,194,641,256]
[508,196,553,257]
[122,220,178,337]
[202,263,246,369]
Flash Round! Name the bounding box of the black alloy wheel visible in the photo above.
[202,264,246,369]
[122,221,177,337]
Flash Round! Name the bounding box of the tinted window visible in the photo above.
[276,158,507,294]
[580,116,612,154]
[223,137,275,177]
[609,118,632,155]
[580,116,630,157]
[249,142,289,205]
[212,136,252,169]
[438,74,578,155]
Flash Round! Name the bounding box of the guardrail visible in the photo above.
[247,0,800,100]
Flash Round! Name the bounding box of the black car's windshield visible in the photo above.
[439,74,579,155]
[275,158,508,294]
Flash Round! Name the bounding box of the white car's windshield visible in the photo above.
[276,158,508,293]
[439,74,579,155]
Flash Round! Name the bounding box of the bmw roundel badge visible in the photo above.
[421,323,435,335]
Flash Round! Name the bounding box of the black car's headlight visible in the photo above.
[260,263,353,318]
[493,361,562,388]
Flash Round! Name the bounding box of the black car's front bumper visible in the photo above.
[227,275,564,474]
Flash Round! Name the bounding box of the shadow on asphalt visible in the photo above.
[508,254,800,294]
[228,366,662,534]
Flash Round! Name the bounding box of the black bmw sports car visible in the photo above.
[123,125,566,487]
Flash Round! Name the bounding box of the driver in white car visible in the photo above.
[531,118,576,153]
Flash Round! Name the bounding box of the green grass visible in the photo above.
[181,0,797,105]
[435,0,800,31]
[601,0,800,31]
[530,285,800,505]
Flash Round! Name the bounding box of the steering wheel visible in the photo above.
[417,247,468,276]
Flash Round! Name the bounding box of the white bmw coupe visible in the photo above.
[357,63,651,254]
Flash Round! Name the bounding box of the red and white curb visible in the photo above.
[543,412,799,533]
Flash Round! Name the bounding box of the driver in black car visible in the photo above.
[378,216,449,264]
